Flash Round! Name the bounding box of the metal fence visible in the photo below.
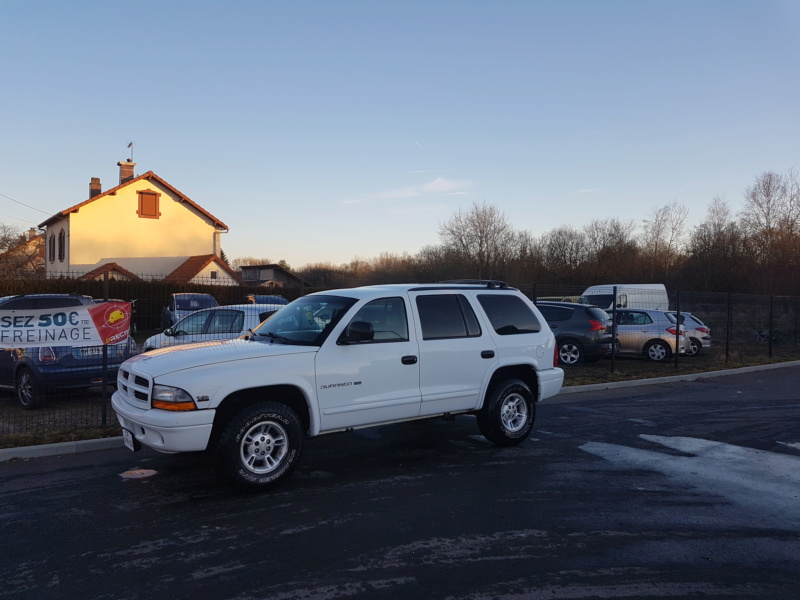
[1,276,798,446]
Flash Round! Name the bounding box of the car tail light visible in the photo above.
[588,319,605,332]
[553,346,559,368]
[696,326,710,333]
[666,327,679,336]
[38,347,57,362]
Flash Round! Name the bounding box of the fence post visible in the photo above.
[610,285,617,374]
[769,294,774,359]
[675,290,681,369]
[101,273,109,426]
[725,293,732,362]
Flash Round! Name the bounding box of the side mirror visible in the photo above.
[342,321,374,343]
[164,327,174,337]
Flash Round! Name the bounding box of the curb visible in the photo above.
[0,436,123,463]
[558,359,800,394]
[2,360,799,463]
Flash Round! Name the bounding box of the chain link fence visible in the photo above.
[1,276,798,447]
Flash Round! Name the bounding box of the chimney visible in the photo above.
[89,177,101,198]
[117,159,137,184]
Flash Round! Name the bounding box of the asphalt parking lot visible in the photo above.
[1,365,799,600]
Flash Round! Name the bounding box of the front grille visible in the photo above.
[118,367,152,406]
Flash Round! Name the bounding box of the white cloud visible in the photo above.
[374,177,471,200]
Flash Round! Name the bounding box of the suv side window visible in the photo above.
[478,294,542,335]
[416,294,481,340]
[0,298,35,310]
[346,297,409,342]
[207,309,244,334]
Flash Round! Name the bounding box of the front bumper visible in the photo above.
[111,390,215,453]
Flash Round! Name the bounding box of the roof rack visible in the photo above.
[438,279,509,289]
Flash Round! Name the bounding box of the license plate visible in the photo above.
[77,346,104,357]
[122,428,141,452]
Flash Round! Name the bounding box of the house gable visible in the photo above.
[163,254,241,286]
[39,166,230,279]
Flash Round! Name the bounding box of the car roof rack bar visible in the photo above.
[437,279,509,289]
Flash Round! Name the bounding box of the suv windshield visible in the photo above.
[249,295,357,346]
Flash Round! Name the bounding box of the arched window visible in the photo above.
[57,229,66,262]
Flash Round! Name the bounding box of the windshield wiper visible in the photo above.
[257,331,290,344]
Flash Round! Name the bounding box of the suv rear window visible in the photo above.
[537,305,572,322]
[478,294,541,335]
[416,294,481,340]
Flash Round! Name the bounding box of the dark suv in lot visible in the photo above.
[0,294,136,409]
[536,301,614,365]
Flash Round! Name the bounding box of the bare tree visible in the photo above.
[0,224,43,275]
[582,217,638,280]
[640,200,689,279]
[686,197,747,291]
[437,201,517,279]
[539,225,587,282]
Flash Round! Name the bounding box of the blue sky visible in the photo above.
[2,1,799,268]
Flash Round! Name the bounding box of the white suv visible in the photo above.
[112,282,564,490]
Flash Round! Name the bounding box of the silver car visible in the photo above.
[144,303,282,351]
[609,309,687,361]
[669,312,711,357]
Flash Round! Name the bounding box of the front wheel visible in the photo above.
[220,402,303,491]
[645,341,672,362]
[16,366,44,410]
[476,378,535,446]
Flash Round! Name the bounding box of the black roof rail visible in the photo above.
[437,279,510,289]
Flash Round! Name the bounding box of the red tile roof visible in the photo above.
[77,262,143,282]
[162,254,241,284]
[38,171,229,231]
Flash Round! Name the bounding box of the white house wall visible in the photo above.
[56,179,222,277]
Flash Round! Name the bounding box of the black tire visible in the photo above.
[557,340,584,365]
[476,378,535,446]
[16,366,44,410]
[686,337,701,356]
[644,340,672,362]
[220,402,303,491]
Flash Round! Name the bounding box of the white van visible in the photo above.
[577,284,669,311]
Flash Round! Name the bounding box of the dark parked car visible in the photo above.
[244,294,289,305]
[0,294,136,409]
[161,293,218,329]
[536,301,614,365]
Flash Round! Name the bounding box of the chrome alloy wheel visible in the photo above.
[500,392,529,433]
[239,421,289,475]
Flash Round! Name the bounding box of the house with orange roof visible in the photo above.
[38,160,238,285]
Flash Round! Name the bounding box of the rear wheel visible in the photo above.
[477,378,535,446]
[644,340,672,362]
[16,367,44,410]
[686,337,701,356]
[557,340,584,365]
[220,402,303,491]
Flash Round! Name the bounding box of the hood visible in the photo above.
[126,338,317,377]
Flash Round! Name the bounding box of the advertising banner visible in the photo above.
[0,301,132,347]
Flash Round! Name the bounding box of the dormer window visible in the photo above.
[137,190,161,219]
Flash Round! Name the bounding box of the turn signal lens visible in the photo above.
[151,385,196,411]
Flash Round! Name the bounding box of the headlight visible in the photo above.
[151,385,196,411]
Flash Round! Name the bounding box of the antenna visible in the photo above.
[127,141,134,161]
